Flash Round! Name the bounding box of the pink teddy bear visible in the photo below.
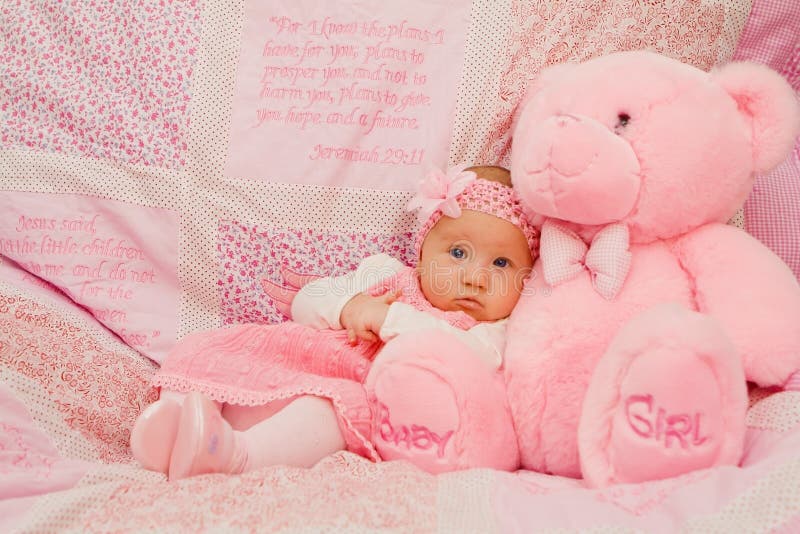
[362,51,800,487]
[505,50,800,486]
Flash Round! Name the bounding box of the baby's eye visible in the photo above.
[493,257,509,268]
[450,247,466,260]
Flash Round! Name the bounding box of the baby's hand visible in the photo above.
[340,290,401,345]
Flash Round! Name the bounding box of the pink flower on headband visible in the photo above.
[406,166,477,222]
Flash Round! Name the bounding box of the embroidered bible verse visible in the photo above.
[0,192,179,363]
[225,0,470,189]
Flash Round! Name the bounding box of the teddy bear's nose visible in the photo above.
[511,113,641,225]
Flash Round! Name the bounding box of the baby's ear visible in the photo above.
[712,61,800,173]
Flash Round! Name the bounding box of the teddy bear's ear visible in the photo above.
[511,63,573,133]
[712,61,800,173]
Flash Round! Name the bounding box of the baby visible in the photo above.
[131,165,538,480]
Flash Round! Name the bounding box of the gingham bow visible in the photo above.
[540,220,632,300]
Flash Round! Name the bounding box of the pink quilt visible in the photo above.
[2,0,800,531]
[2,267,799,531]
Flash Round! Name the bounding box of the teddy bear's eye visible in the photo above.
[614,113,631,135]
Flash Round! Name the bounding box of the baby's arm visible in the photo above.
[379,303,506,369]
[339,291,401,344]
[290,253,405,329]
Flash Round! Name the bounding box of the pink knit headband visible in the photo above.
[406,165,539,259]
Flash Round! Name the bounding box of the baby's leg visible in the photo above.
[237,395,346,470]
[159,390,188,404]
[169,394,346,479]
[222,397,294,430]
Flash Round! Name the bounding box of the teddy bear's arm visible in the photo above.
[673,223,800,386]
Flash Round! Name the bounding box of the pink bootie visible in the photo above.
[130,398,182,474]
[168,392,246,480]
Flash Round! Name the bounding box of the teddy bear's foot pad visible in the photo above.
[369,362,461,473]
[365,330,519,474]
[578,303,747,487]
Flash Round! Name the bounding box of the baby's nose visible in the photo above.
[462,265,489,288]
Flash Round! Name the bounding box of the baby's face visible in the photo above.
[418,210,534,321]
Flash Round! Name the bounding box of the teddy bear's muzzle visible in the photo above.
[511,113,641,225]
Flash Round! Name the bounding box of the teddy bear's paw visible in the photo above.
[578,303,747,487]
[365,330,519,473]
[368,361,462,473]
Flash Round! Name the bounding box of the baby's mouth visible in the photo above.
[453,297,482,311]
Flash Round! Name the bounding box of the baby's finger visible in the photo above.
[383,289,402,304]
[347,329,358,345]
[358,330,377,343]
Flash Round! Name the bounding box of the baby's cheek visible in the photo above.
[488,273,513,305]
[504,268,523,293]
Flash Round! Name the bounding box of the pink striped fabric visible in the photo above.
[733,0,800,280]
